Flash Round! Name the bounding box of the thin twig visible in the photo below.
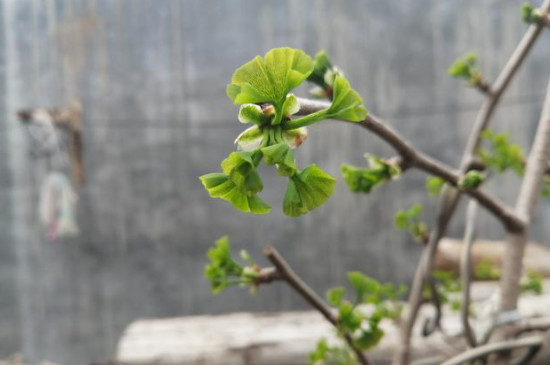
[460,199,479,348]
[441,335,543,365]
[264,246,373,365]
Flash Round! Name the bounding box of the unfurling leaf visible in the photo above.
[205,236,244,293]
[394,204,427,243]
[261,143,297,176]
[341,154,400,194]
[326,287,346,306]
[448,52,477,79]
[325,75,368,122]
[521,3,545,24]
[478,130,525,174]
[226,47,313,125]
[283,164,336,217]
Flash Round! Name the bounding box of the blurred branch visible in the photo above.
[460,199,479,348]
[264,245,373,365]
[441,335,543,365]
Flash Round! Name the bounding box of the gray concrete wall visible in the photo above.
[1,0,550,363]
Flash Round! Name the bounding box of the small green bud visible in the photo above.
[458,170,485,190]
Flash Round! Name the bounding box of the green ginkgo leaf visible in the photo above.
[261,143,297,176]
[226,47,313,125]
[199,173,271,214]
[325,75,367,121]
[221,151,263,194]
[288,74,367,128]
[282,164,336,217]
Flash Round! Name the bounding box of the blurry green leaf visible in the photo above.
[426,176,445,196]
[353,326,384,350]
[326,287,346,307]
[475,259,500,280]
[204,236,244,293]
[448,52,477,80]
[282,164,336,217]
[478,130,525,175]
[348,271,380,300]
[338,301,363,333]
[227,47,313,125]
[521,2,544,23]
[394,204,426,242]
[521,271,543,295]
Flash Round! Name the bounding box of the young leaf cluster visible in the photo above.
[478,130,525,175]
[521,2,548,24]
[475,259,501,280]
[204,236,260,293]
[478,129,550,199]
[448,52,485,87]
[394,204,428,243]
[458,170,485,190]
[341,154,401,194]
[308,50,345,100]
[309,339,356,365]
[200,47,368,217]
[322,272,405,357]
[520,271,544,295]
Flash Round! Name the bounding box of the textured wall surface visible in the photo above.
[2,0,550,363]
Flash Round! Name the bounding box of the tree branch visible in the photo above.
[460,199,479,348]
[398,2,550,361]
[500,76,550,312]
[296,98,525,232]
[264,246,373,365]
[441,335,543,365]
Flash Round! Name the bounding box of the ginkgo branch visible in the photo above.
[264,246,373,365]
[296,97,525,232]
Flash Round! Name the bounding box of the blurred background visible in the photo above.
[1,0,550,363]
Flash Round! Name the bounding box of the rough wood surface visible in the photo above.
[117,283,550,365]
